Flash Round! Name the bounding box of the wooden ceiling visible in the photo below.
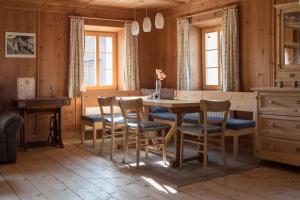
[8,0,197,9]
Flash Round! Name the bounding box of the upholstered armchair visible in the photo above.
[0,111,24,163]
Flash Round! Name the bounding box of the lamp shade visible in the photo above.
[131,21,140,36]
[155,12,164,29]
[143,17,151,32]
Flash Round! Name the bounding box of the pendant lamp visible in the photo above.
[131,0,140,36]
[155,12,164,29]
[143,2,151,32]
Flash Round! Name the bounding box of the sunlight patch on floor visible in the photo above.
[141,176,178,194]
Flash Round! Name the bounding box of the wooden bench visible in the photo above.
[149,90,256,160]
[81,90,141,148]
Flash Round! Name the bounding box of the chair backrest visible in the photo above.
[118,98,143,129]
[98,96,117,123]
[201,100,231,134]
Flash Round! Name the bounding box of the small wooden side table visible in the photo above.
[14,97,71,151]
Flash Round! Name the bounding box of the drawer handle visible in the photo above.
[269,122,276,128]
[296,148,300,153]
[268,100,274,104]
[290,73,296,78]
[296,100,300,105]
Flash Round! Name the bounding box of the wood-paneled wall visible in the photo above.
[138,0,297,91]
[0,1,134,140]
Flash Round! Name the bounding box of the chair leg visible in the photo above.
[99,127,106,156]
[145,135,149,159]
[203,136,208,174]
[136,132,141,168]
[221,134,228,171]
[233,135,239,160]
[122,128,129,163]
[92,125,97,148]
[179,132,184,168]
[81,125,85,144]
[110,125,115,160]
[162,129,166,164]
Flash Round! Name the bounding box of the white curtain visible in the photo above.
[221,6,240,92]
[124,22,140,91]
[68,17,85,98]
[177,18,191,91]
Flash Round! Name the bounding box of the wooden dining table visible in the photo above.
[141,98,202,168]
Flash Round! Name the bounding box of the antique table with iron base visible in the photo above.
[15,98,71,152]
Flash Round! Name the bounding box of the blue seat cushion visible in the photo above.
[177,124,222,136]
[150,106,169,113]
[149,112,200,124]
[128,121,171,131]
[150,113,255,130]
[149,112,176,121]
[81,114,101,122]
[103,114,124,124]
[208,116,256,130]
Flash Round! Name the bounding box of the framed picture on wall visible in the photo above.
[5,32,36,58]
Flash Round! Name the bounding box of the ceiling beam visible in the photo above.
[158,0,187,5]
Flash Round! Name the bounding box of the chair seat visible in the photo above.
[128,121,171,131]
[103,114,124,124]
[208,117,255,130]
[177,124,222,136]
[81,114,101,122]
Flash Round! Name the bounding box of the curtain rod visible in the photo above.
[69,16,131,23]
[178,4,238,20]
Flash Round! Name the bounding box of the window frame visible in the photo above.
[84,31,117,90]
[201,26,221,90]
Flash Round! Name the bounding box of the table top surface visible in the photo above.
[14,97,71,102]
[118,96,200,108]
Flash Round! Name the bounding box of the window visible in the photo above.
[201,26,221,90]
[84,32,117,89]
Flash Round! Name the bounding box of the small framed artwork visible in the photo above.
[5,32,36,58]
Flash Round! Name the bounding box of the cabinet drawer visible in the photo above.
[276,71,300,81]
[256,137,300,166]
[258,115,300,140]
[259,93,300,115]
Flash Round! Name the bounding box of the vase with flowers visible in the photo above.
[154,69,167,100]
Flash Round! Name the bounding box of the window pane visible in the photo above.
[206,68,219,85]
[99,69,113,86]
[84,52,97,86]
[205,32,218,50]
[100,53,113,70]
[100,37,113,53]
[205,50,218,68]
[85,36,96,52]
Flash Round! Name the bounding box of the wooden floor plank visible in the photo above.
[30,153,113,200]
[1,141,300,200]
[14,156,82,200]
[213,173,300,200]
[0,173,20,200]
[0,165,47,200]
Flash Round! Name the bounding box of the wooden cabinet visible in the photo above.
[254,88,300,166]
[275,3,300,87]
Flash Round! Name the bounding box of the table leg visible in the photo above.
[170,113,183,168]
[58,107,64,148]
[23,110,28,152]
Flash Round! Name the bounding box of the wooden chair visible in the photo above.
[119,98,170,168]
[98,96,125,160]
[177,100,231,173]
